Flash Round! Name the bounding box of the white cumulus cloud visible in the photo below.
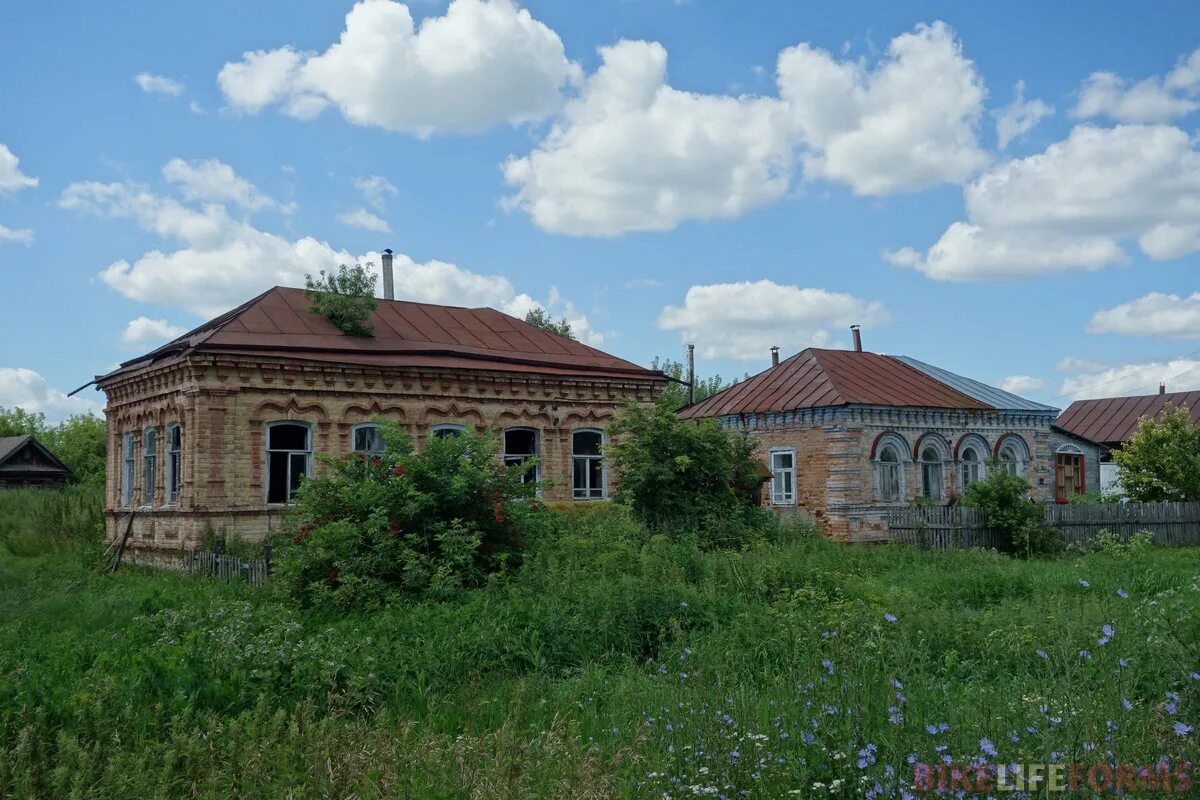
[993,80,1052,148]
[353,175,398,209]
[657,280,889,361]
[777,21,988,196]
[121,317,188,348]
[1088,292,1200,339]
[162,158,288,212]
[217,0,580,136]
[0,368,98,420]
[337,207,391,233]
[998,375,1045,394]
[502,39,793,236]
[0,144,37,194]
[0,225,34,246]
[135,72,185,97]
[890,124,1200,280]
[1059,358,1200,400]
[1072,49,1200,123]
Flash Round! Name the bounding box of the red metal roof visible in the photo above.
[678,348,988,419]
[1055,391,1200,446]
[99,286,664,384]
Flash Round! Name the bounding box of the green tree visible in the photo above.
[523,308,574,339]
[1112,404,1200,502]
[607,399,763,540]
[961,467,1059,557]
[650,357,740,411]
[0,406,45,437]
[305,263,378,337]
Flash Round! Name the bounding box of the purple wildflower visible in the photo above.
[1123,698,1133,711]
[884,612,898,624]
[1036,649,1048,660]
[1174,722,1193,737]
[1116,588,1129,599]
[980,738,999,758]
[1079,650,1092,660]
[1078,578,1090,587]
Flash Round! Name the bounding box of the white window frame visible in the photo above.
[120,432,136,508]
[768,447,796,506]
[958,439,988,489]
[350,423,385,454]
[431,423,468,440]
[876,443,904,503]
[142,428,158,507]
[503,427,540,485]
[265,421,313,505]
[572,428,606,500]
[165,423,182,506]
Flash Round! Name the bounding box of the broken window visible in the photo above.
[769,448,795,506]
[166,423,182,505]
[351,423,385,454]
[142,428,157,506]
[503,428,539,484]
[572,429,604,499]
[121,433,135,508]
[267,422,311,504]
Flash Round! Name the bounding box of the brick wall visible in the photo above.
[101,354,662,553]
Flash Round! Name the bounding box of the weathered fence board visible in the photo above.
[886,501,1200,551]
[183,546,272,586]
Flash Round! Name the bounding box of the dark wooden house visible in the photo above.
[0,436,73,490]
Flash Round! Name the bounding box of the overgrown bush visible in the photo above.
[1112,403,1200,501]
[273,424,539,609]
[961,466,1061,557]
[304,263,378,337]
[607,399,766,546]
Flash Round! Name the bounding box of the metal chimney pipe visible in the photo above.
[770,346,780,367]
[381,248,394,300]
[686,344,696,405]
[851,324,862,352]
[1160,382,1166,395]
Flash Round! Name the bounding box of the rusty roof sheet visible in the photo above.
[99,286,663,384]
[1055,391,1200,446]
[678,348,990,419]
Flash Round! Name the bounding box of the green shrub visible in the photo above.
[0,484,103,557]
[607,399,764,546]
[961,466,1061,557]
[304,263,377,337]
[1112,403,1200,501]
[272,424,539,609]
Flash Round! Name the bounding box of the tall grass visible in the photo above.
[0,484,103,556]
[0,505,1196,798]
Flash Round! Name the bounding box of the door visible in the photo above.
[1055,453,1084,502]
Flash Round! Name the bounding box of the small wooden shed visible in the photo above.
[0,436,72,490]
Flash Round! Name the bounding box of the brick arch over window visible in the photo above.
[869,431,911,460]
[343,401,408,422]
[912,432,950,461]
[495,408,555,428]
[422,402,484,428]
[954,434,990,460]
[254,395,329,420]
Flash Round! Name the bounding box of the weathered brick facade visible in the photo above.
[719,406,1059,541]
[100,353,662,553]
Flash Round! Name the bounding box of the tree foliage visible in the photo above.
[523,308,574,339]
[607,399,765,544]
[0,406,106,486]
[961,466,1060,557]
[305,263,378,337]
[651,356,740,411]
[1112,404,1200,502]
[274,423,539,609]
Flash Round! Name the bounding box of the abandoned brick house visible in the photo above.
[680,332,1074,540]
[96,266,665,551]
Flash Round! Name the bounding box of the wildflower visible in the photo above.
[1079,650,1092,660]
[1116,587,1128,599]
[1078,578,1090,587]
[680,601,688,608]
[980,738,999,758]
[822,659,834,675]
[1191,672,1200,681]
[925,723,938,735]
[1174,722,1193,737]
[1122,698,1133,711]
[1166,703,1178,715]
[1036,649,1048,660]
[890,678,903,689]
[884,612,898,624]
[1118,658,1129,669]
[939,722,949,733]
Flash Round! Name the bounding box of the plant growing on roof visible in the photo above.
[523,307,574,339]
[304,263,377,337]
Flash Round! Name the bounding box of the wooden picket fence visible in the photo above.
[183,544,272,586]
[887,501,1200,551]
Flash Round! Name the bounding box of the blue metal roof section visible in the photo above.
[893,356,1059,413]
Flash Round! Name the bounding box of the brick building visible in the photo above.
[680,339,1069,540]
[95,283,665,552]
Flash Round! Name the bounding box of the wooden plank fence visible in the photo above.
[183,544,272,586]
[887,501,1200,551]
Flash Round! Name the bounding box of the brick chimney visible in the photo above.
[381,248,394,300]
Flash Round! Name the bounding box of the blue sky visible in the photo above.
[3,0,1200,420]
